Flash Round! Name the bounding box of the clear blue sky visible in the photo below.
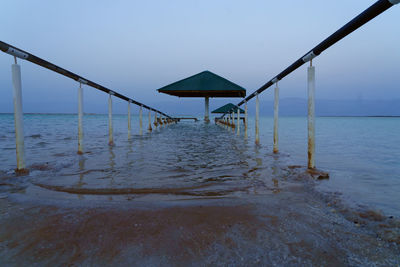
[0,0,399,114]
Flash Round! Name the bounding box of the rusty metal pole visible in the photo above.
[273,81,279,153]
[237,108,240,135]
[244,101,248,139]
[108,93,114,146]
[11,56,26,172]
[78,83,84,154]
[139,105,143,135]
[148,110,152,132]
[255,94,260,144]
[154,112,158,129]
[308,60,316,169]
[128,100,132,139]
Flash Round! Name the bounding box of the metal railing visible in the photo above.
[220,0,399,169]
[1,41,176,172]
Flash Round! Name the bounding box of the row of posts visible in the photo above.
[216,60,316,169]
[10,57,175,173]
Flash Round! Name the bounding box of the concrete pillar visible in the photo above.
[231,111,235,128]
[128,101,131,139]
[148,110,152,132]
[237,108,240,135]
[273,82,279,153]
[154,112,158,129]
[204,97,210,122]
[308,62,316,169]
[78,83,84,154]
[11,58,26,171]
[255,94,260,144]
[244,101,248,139]
[108,94,114,146]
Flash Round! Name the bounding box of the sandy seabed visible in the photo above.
[0,167,399,266]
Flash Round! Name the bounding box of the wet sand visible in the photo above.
[1,167,399,266]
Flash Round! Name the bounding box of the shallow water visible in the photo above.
[0,114,399,265]
[0,114,399,216]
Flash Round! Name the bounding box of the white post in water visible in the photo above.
[244,101,248,139]
[148,110,152,132]
[273,81,279,153]
[77,83,84,154]
[255,93,260,144]
[139,105,143,135]
[128,100,132,139]
[204,97,210,122]
[11,57,26,171]
[154,112,158,129]
[237,108,240,135]
[108,93,114,146]
[308,61,316,169]
[231,111,235,129]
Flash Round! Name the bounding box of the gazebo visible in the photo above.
[211,103,244,115]
[157,71,246,122]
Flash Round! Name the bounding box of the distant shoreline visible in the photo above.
[0,113,399,118]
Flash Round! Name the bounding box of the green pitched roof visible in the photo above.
[212,103,244,114]
[157,71,246,97]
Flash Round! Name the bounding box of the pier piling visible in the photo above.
[11,57,26,172]
[128,100,132,139]
[237,108,240,135]
[255,94,260,145]
[307,61,316,169]
[78,83,84,154]
[139,105,143,135]
[273,81,279,153]
[244,101,248,139]
[108,93,114,146]
[148,110,152,132]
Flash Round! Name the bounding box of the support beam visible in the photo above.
[148,110,152,132]
[139,105,143,135]
[237,108,240,135]
[128,101,131,139]
[204,97,210,122]
[231,111,235,129]
[244,101,248,139]
[11,57,27,172]
[308,62,316,169]
[108,93,114,146]
[255,94,260,144]
[78,83,84,154]
[273,82,279,153]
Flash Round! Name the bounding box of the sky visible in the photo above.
[0,0,399,115]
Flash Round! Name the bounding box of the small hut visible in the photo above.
[157,71,246,122]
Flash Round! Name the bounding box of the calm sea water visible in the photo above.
[0,114,399,216]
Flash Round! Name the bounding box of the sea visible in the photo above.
[0,113,399,265]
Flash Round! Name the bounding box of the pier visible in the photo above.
[1,0,399,173]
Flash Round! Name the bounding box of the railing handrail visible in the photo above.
[232,0,397,110]
[0,41,171,118]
